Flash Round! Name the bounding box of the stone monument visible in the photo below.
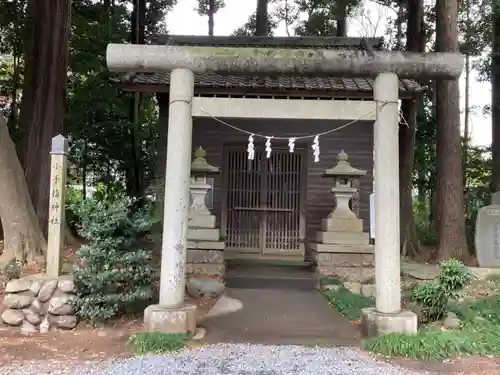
[187,147,225,278]
[475,191,500,267]
[310,150,374,281]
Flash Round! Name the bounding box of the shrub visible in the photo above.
[411,259,472,322]
[70,189,154,324]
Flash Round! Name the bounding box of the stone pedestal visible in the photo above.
[144,303,197,333]
[187,147,225,278]
[310,151,374,282]
[360,307,417,337]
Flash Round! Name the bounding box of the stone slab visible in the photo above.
[144,303,197,333]
[316,231,369,245]
[187,228,220,241]
[187,240,225,250]
[310,243,373,254]
[360,307,417,337]
[187,249,224,264]
[188,215,216,228]
[321,217,363,232]
[187,263,225,277]
[314,253,374,267]
[316,266,375,283]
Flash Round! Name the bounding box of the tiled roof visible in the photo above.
[117,72,423,94]
[116,35,424,96]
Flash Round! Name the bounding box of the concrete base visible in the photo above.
[360,307,417,338]
[144,303,197,334]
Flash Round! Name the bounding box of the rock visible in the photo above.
[29,281,43,296]
[38,280,58,302]
[50,315,78,329]
[31,299,45,315]
[1,309,25,326]
[361,284,376,298]
[48,296,73,315]
[5,279,32,293]
[323,284,341,291]
[22,308,41,325]
[192,327,207,341]
[20,320,38,335]
[39,317,50,333]
[205,295,243,319]
[3,294,33,309]
[186,278,225,299]
[443,312,461,329]
[58,279,76,294]
[344,282,362,294]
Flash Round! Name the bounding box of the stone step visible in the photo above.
[188,215,216,228]
[310,243,374,254]
[187,240,225,250]
[187,228,220,241]
[321,217,363,232]
[316,231,369,245]
[225,276,317,291]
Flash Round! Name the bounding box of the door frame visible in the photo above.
[221,141,308,256]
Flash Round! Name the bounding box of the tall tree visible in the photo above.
[435,0,468,260]
[493,0,500,191]
[0,116,45,264]
[399,0,425,257]
[256,0,269,36]
[17,0,72,236]
[196,0,225,36]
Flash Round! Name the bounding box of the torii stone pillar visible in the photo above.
[358,72,418,337]
[106,39,464,336]
[144,68,197,334]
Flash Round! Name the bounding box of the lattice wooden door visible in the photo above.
[223,146,305,257]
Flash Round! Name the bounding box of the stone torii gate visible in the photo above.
[106,43,464,335]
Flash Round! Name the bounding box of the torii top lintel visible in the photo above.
[106,43,464,80]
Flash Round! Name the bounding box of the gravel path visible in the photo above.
[1,344,430,375]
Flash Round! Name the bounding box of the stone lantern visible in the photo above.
[323,150,366,219]
[189,146,220,222]
[187,146,225,280]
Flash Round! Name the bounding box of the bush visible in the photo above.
[411,259,472,322]
[70,189,154,324]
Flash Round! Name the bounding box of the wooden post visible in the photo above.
[46,135,69,277]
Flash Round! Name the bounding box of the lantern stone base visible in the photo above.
[360,308,417,338]
[311,214,374,283]
[187,214,225,279]
[144,303,197,333]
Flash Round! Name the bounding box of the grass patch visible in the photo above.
[128,332,191,354]
[319,275,343,285]
[323,287,374,321]
[366,294,500,360]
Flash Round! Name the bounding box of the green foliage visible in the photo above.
[411,260,473,322]
[129,332,190,354]
[365,321,500,360]
[366,291,500,360]
[70,188,154,324]
[323,286,375,321]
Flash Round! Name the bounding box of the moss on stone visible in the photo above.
[185,46,321,60]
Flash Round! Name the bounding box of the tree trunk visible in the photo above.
[336,0,347,37]
[208,0,215,36]
[492,1,500,191]
[17,0,72,238]
[256,0,268,36]
[435,0,468,261]
[399,0,424,257]
[0,117,46,265]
